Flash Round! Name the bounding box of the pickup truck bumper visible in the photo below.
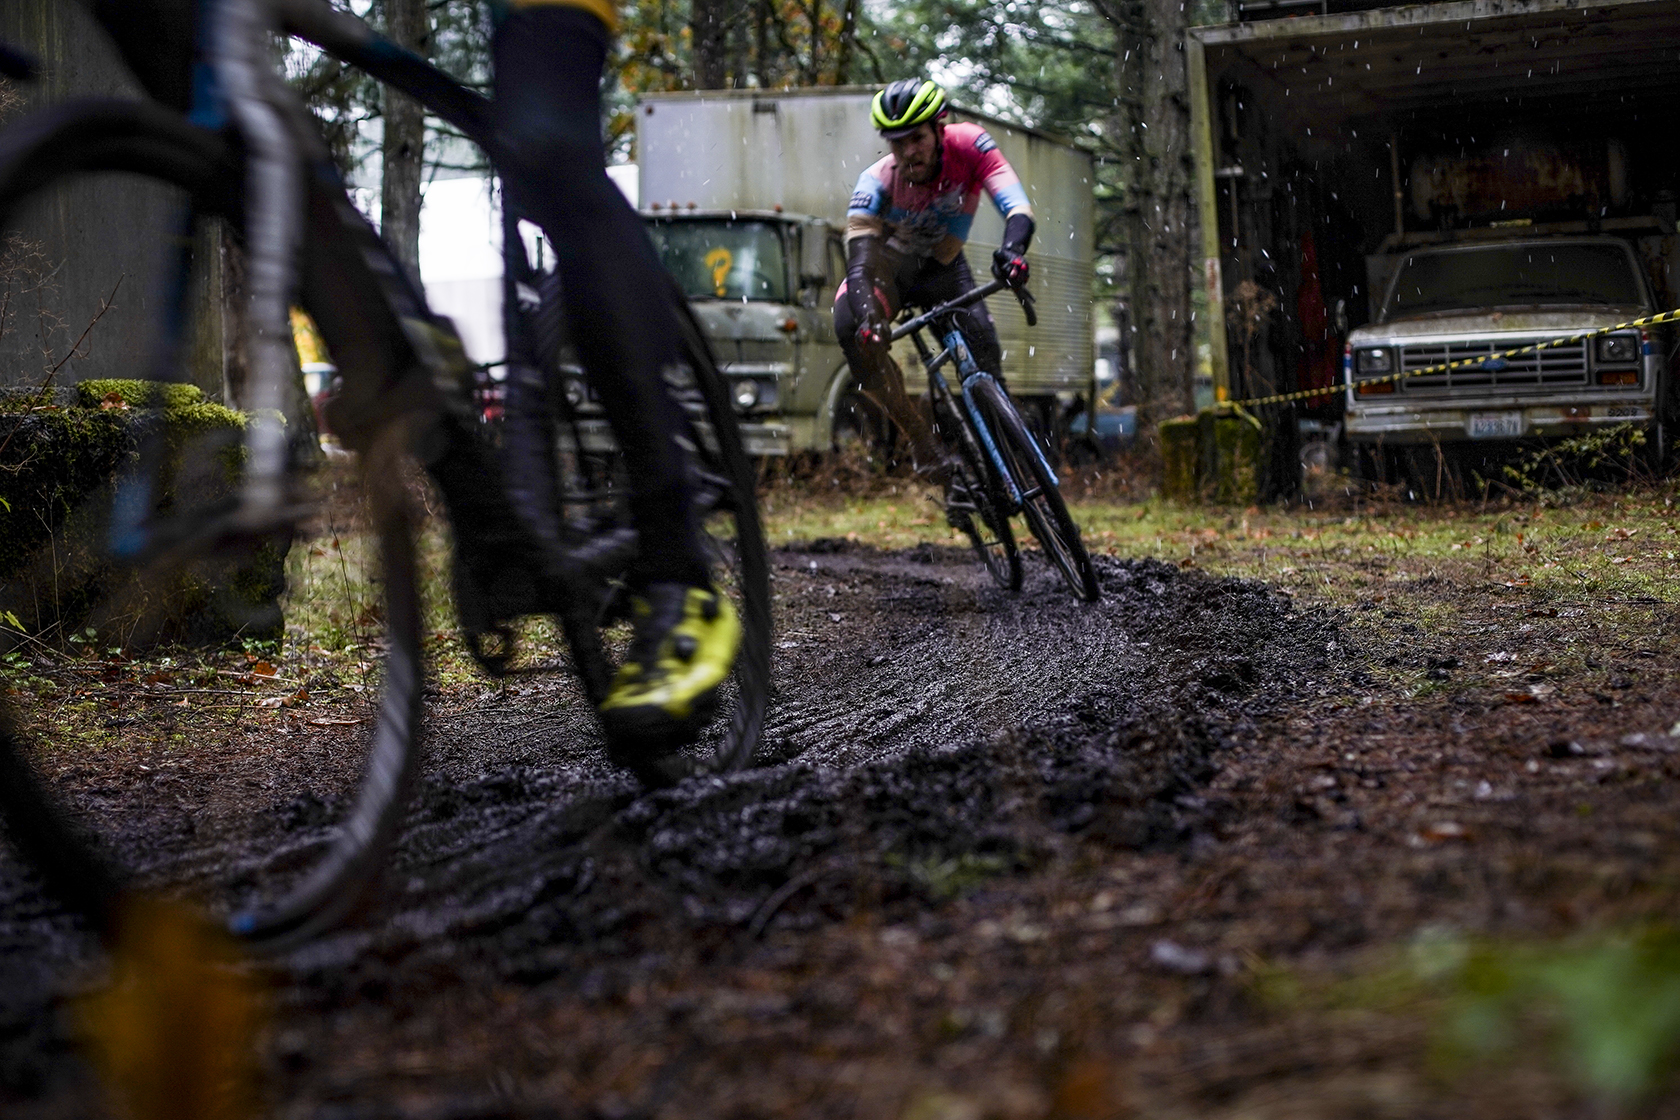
[1347,399,1654,444]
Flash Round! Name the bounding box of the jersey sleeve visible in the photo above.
[845,161,889,244]
[970,129,1034,222]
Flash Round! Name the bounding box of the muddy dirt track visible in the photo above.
[4,539,1680,1118]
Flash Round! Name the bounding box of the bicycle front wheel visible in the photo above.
[933,384,1021,591]
[0,100,426,949]
[971,378,1101,601]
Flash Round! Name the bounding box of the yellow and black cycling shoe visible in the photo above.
[599,583,741,769]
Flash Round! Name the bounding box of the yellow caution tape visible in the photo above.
[1222,306,1680,409]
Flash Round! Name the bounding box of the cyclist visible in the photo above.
[78,0,741,762]
[488,0,740,757]
[834,78,1036,504]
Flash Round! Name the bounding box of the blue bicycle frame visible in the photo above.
[899,277,1060,514]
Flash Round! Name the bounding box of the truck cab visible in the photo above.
[642,208,847,456]
[1346,234,1674,461]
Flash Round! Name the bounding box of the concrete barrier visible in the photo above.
[1158,409,1262,505]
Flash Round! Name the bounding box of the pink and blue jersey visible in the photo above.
[846,121,1033,265]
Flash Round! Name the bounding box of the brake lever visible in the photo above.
[1014,285,1037,328]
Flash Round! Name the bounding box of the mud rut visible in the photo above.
[0,544,1347,1115]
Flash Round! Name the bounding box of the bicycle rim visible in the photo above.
[973,379,1101,601]
[0,101,427,949]
[937,390,1021,591]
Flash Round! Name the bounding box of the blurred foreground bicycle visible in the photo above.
[0,0,769,950]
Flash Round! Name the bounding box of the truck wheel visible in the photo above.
[831,386,894,460]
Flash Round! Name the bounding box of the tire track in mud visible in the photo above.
[0,544,1350,1114]
[282,546,1346,987]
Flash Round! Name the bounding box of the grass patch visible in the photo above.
[761,470,1680,612]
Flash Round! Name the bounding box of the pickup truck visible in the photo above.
[1344,235,1674,474]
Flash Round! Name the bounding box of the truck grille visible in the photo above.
[1399,339,1589,395]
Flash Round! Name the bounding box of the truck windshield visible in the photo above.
[644,219,789,302]
[1385,243,1645,319]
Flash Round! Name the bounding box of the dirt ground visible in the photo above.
[3,503,1680,1118]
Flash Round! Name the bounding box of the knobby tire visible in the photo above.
[971,378,1101,601]
[0,100,426,950]
[935,387,1021,592]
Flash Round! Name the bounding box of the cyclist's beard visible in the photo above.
[904,142,943,185]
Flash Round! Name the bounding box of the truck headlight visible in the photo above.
[732,379,779,412]
[1596,334,1637,364]
[1355,347,1392,373]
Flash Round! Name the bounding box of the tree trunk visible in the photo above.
[380,0,429,290]
[1111,0,1195,429]
[691,0,730,88]
[833,0,860,84]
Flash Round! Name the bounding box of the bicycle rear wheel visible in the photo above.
[512,266,771,779]
[0,100,427,949]
[971,378,1101,601]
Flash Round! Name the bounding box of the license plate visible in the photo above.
[1467,411,1524,439]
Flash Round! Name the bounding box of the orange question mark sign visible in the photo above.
[705,247,733,297]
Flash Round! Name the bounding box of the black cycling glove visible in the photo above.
[992,213,1036,287]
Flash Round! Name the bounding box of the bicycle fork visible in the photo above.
[938,328,1058,513]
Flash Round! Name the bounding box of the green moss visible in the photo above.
[1159,410,1261,505]
[76,378,203,412]
[1159,415,1200,503]
[0,385,286,647]
[1212,412,1262,505]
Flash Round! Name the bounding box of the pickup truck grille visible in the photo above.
[1399,339,1589,395]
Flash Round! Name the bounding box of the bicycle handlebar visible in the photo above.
[889,276,1036,342]
[278,0,495,148]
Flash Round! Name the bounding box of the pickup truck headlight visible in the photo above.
[1355,347,1393,374]
[1595,334,1638,364]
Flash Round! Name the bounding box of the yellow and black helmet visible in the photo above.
[871,78,948,138]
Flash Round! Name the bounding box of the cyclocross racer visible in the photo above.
[834,78,1036,496]
[489,0,741,756]
[81,0,741,762]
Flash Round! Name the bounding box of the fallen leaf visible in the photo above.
[251,662,276,677]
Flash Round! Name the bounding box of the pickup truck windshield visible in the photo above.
[1385,242,1645,319]
[644,218,789,302]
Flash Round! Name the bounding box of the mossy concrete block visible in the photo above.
[1212,413,1262,505]
[1159,416,1201,503]
[0,383,287,647]
[1158,409,1264,505]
